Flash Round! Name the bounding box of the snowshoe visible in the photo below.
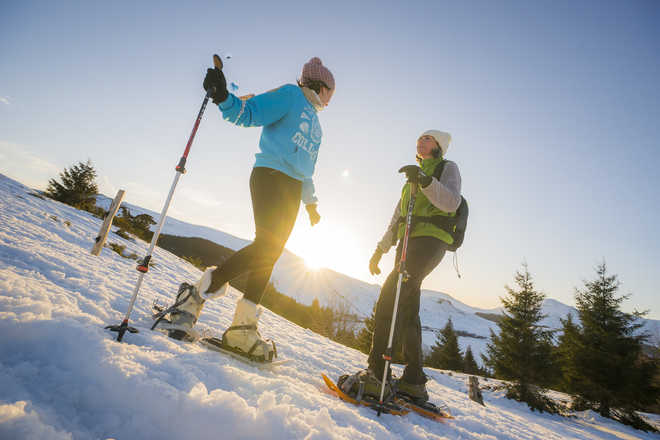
[221,298,276,362]
[151,282,199,340]
[322,373,406,416]
[394,394,453,421]
[200,336,290,368]
[336,370,395,403]
[391,379,453,421]
[151,295,199,341]
[151,267,228,340]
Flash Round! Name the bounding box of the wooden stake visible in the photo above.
[91,190,125,256]
[468,376,485,406]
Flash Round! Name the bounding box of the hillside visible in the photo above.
[2,173,659,439]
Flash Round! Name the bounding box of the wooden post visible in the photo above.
[468,376,485,406]
[91,190,125,256]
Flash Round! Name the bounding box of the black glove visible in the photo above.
[369,249,383,275]
[306,204,321,226]
[203,68,229,104]
[398,165,432,187]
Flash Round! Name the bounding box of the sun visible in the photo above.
[299,231,332,271]
[288,222,356,274]
[304,255,324,271]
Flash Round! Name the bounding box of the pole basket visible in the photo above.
[105,320,139,342]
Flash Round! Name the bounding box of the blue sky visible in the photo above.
[1,0,659,316]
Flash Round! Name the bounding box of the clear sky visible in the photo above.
[1,0,659,317]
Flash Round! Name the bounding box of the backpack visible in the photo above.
[447,196,468,251]
[430,160,468,252]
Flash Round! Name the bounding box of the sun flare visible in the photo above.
[287,222,363,278]
[303,253,324,270]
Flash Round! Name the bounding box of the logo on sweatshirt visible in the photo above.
[311,117,322,144]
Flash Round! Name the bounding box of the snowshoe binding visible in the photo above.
[220,298,276,362]
[151,267,228,341]
[391,378,453,420]
[334,370,404,414]
[151,282,199,341]
[323,372,406,416]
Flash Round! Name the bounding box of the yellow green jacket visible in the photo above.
[377,156,462,252]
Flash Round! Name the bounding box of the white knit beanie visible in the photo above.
[421,130,452,156]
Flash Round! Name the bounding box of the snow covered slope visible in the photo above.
[1,173,658,439]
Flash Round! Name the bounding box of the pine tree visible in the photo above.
[45,160,98,210]
[563,263,659,428]
[427,318,463,371]
[355,303,376,354]
[309,298,333,338]
[330,301,359,348]
[556,312,582,393]
[484,263,557,411]
[113,208,156,242]
[132,213,156,241]
[463,346,480,375]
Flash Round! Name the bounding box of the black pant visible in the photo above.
[209,167,302,304]
[367,236,447,384]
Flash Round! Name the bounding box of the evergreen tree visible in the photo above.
[563,263,659,428]
[132,213,156,240]
[330,301,359,348]
[427,318,463,371]
[463,346,481,375]
[355,303,376,354]
[484,263,557,411]
[114,208,156,242]
[309,298,333,338]
[556,312,582,392]
[334,326,358,348]
[45,160,98,210]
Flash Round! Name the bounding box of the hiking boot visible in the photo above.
[170,266,228,331]
[396,379,429,403]
[338,369,393,401]
[222,298,275,362]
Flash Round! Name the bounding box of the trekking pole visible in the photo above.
[377,179,418,416]
[106,54,223,342]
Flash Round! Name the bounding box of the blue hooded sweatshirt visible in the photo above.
[218,84,322,205]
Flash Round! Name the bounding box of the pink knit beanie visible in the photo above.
[301,57,335,90]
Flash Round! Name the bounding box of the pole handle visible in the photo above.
[205,54,223,98]
[213,54,223,70]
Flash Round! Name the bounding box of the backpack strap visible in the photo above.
[432,159,447,180]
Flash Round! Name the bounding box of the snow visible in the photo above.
[1,173,658,439]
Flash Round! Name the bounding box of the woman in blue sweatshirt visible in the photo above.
[168,58,335,362]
